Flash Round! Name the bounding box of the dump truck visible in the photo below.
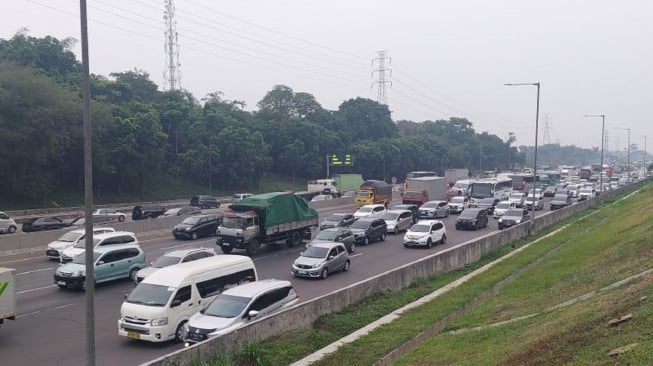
[354,180,393,208]
[216,192,319,256]
[402,176,449,206]
[0,268,16,329]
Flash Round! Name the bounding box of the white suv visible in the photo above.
[46,227,116,260]
[60,231,138,263]
[185,279,299,345]
[353,204,386,218]
[403,220,447,249]
[135,247,216,283]
[0,212,17,234]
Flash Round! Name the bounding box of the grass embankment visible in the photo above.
[0,173,306,209]
[194,183,652,366]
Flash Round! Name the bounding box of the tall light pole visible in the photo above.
[505,82,540,230]
[615,127,631,184]
[583,114,605,192]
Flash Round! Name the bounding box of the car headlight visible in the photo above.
[186,227,192,231]
[72,270,84,277]
[515,219,521,224]
[312,262,324,269]
[150,317,168,326]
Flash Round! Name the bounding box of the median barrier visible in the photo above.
[143,179,649,366]
[308,196,354,210]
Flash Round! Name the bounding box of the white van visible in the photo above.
[118,255,257,343]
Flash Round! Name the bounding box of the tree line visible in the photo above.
[0,33,603,204]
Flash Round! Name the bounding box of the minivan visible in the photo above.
[46,227,116,260]
[60,231,139,263]
[54,244,145,290]
[118,255,257,343]
[185,279,299,345]
[190,195,220,209]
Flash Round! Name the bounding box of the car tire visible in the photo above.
[426,238,432,249]
[363,237,369,246]
[57,284,66,289]
[286,231,301,247]
[246,239,260,256]
[191,232,198,240]
[220,246,233,254]
[321,268,328,279]
[118,215,125,222]
[343,261,350,272]
[440,234,447,244]
[129,268,139,282]
[380,232,386,241]
[8,226,16,234]
[348,243,356,253]
[394,227,399,235]
[175,321,187,343]
[446,210,450,217]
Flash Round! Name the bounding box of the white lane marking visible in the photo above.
[17,284,57,295]
[17,267,54,276]
[16,303,76,319]
[349,253,363,258]
[160,239,214,250]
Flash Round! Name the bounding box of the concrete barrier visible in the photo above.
[143,179,648,366]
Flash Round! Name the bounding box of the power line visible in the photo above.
[372,51,392,105]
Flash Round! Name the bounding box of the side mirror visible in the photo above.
[328,255,335,260]
[247,310,259,320]
[171,299,182,307]
[97,261,105,265]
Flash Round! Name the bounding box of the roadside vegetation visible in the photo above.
[191,184,651,366]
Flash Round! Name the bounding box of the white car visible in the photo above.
[93,208,127,222]
[403,220,447,248]
[184,279,299,346]
[0,212,17,234]
[60,231,139,263]
[135,247,216,283]
[311,194,333,202]
[507,192,525,208]
[353,204,386,218]
[493,201,518,219]
[46,227,116,260]
[449,196,469,214]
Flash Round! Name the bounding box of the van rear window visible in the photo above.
[195,269,256,298]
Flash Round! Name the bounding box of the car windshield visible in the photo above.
[510,194,523,199]
[324,214,345,222]
[151,255,181,268]
[57,232,82,242]
[505,209,523,217]
[480,198,495,204]
[350,220,372,229]
[451,197,465,204]
[403,191,422,198]
[302,246,329,258]
[553,195,568,200]
[182,217,200,225]
[378,212,399,220]
[126,284,174,307]
[72,251,100,264]
[459,210,477,218]
[580,189,593,193]
[74,237,102,249]
[315,230,337,241]
[201,294,250,318]
[496,202,510,209]
[421,202,437,208]
[357,206,373,213]
[410,224,430,233]
[222,216,247,229]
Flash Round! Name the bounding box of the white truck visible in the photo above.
[402,176,449,206]
[0,268,16,329]
[444,168,469,185]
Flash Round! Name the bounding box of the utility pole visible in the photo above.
[164,0,181,90]
[371,50,392,105]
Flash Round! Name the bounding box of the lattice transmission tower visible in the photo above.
[371,50,392,105]
[163,0,181,90]
[542,113,552,145]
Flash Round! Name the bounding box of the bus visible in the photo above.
[579,167,592,180]
[406,171,437,179]
[468,177,513,201]
[510,174,540,191]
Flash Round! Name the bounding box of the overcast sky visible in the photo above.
[2,0,652,150]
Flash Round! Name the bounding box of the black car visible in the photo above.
[21,217,69,232]
[163,206,202,217]
[69,215,118,227]
[349,217,387,245]
[390,204,420,224]
[475,197,500,215]
[319,213,357,230]
[498,208,530,230]
[455,208,488,231]
[190,195,221,209]
[172,214,223,240]
[543,186,557,197]
[550,194,572,210]
[132,204,166,220]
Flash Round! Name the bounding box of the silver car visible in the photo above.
[292,242,350,279]
[418,201,450,219]
[378,210,414,234]
[0,212,17,234]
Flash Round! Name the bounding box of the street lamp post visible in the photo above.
[583,114,605,192]
[635,135,647,177]
[505,82,540,231]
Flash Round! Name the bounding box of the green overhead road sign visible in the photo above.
[330,154,353,166]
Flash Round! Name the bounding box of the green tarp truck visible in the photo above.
[216,192,319,256]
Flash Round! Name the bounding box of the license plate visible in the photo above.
[298,270,306,275]
[222,243,230,246]
[127,332,140,340]
[57,281,66,286]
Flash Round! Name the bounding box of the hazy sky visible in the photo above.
[2,0,652,150]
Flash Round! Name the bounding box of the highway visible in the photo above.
[0,196,558,366]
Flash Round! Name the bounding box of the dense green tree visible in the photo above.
[335,98,398,143]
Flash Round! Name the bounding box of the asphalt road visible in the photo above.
[0,196,560,366]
